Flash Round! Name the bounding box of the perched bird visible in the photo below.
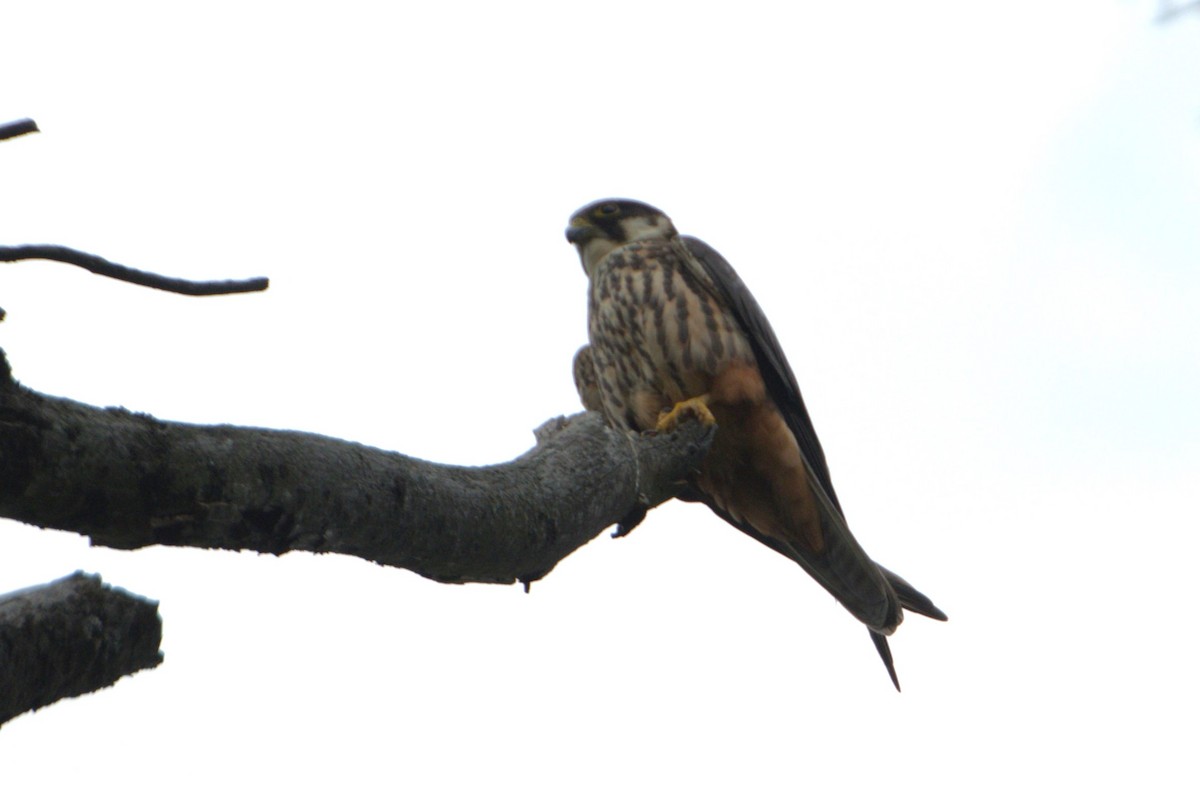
[566,199,945,689]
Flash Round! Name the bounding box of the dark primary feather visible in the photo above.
[673,234,945,688]
[676,236,946,617]
[673,235,894,617]
[876,565,948,622]
[678,236,844,512]
[677,236,948,620]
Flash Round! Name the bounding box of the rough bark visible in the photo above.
[0,572,163,726]
[0,347,714,586]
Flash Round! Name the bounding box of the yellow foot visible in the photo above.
[656,395,716,432]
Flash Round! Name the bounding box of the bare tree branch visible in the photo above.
[0,572,163,726]
[0,245,268,296]
[0,118,39,141]
[0,347,714,586]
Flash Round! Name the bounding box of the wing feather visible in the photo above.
[677,236,844,512]
[674,236,910,633]
[676,237,947,619]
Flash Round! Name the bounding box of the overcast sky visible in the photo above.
[3,2,1199,797]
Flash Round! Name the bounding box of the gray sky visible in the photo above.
[3,2,1198,797]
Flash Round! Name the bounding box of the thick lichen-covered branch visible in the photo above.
[0,572,163,726]
[0,348,713,586]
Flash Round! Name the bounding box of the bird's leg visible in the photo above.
[656,394,716,432]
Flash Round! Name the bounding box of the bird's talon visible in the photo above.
[656,397,716,432]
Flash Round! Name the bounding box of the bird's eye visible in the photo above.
[597,203,620,217]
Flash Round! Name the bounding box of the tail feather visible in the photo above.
[687,470,946,690]
[870,631,901,691]
[870,566,947,690]
[878,564,948,621]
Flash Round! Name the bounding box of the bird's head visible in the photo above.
[566,199,677,275]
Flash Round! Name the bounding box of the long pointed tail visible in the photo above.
[870,566,948,691]
[878,564,948,621]
[871,631,901,691]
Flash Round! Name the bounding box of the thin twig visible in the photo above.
[0,244,269,296]
[0,118,39,141]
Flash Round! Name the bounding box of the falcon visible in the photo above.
[566,199,945,689]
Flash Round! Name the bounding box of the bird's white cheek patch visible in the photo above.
[620,216,675,243]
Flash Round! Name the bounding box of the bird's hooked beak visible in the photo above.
[565,217,597,246]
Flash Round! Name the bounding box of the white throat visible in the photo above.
[577,214,677,277]
[578,237,620,277]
